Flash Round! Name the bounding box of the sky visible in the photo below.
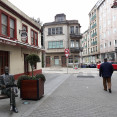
[8,0,98,33]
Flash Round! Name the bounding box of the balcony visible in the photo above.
[91,41,97,46]
[91,14,96,21]
[91,23,96,29]
[91,32,97,38]
[70,47,82,53]
[70,33,82,39]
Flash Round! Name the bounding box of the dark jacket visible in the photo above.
[0,74,15,96]
[99,62,113,78]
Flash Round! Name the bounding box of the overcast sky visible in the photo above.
[8,0,98,33]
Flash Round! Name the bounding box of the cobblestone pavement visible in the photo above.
[25,69,117,117]
[0,68,117,117]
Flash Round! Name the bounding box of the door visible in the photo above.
[54,56,59,66]
[0,51,9,75]
[61,56,66,67]
[46,56,50,67]
[24,54,29,75]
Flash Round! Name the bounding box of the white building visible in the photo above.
[0,0,43,79]
[43,14,82,67]
[98,0,117,61]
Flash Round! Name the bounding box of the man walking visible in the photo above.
[99,58,113,93]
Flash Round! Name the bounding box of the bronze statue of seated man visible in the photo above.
[0,66,18,113]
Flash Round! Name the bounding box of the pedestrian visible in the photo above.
[0,66,18,113]
[99,58,113,93]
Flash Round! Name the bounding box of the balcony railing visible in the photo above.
[91,41,97,46]
[91,23,96,29]
[70,33,82,39]
[70,47,82,53]
[91,14,96,21]
[91,32,97,38]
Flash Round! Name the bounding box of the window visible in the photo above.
[1,14,8,36]
[96,46,97,52]
[104,43,107,48]
[75,26,78,34]
[76,41,79,47]
[48,41,63,49]
[31,31,34,45]
[109,41,111,47]
[59,27,63,34]
[52,28,55,35]
[113,28,117,33]
[56,16,65,22]
[91,48,92,53]
[114,40,117,46]
[54,56,59,65]
[93,47,95,52]
[70,26,74,34]
[48,27,63,35]
[10,18,15,38]
[35,33,38,46]
[56,27,63,34]
[31,29,38,46]
[0,11,16,39]
[56,28,59,34]
[22,24,28,43]
[71,40,74,47]
[68,57,73,63]
[48,28,51,35]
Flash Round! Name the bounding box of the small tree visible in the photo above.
[26,54,40,78]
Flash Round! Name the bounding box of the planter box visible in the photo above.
[20,79,44,100]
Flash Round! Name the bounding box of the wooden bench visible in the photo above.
[0,94,9,99]
[0,94,18,99]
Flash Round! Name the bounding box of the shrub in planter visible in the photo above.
[25,54,40,78]
[17,75,32,89]
[35,74,46,82]
[17,74,46,100]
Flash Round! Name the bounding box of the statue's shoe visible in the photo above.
[13,107,18,113]
[10,106,13,111]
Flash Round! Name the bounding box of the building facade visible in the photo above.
[88,4,100,63]
[81,29,92,64]
[0,0,43,79]
[43,14,82,67]
[98,0,117,61]
[82,0,117,64]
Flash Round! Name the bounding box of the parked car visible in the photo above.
[89,64,96,68]
[97,61,117,70]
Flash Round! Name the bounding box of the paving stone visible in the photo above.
[27,72,117,117]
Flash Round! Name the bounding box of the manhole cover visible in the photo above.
[77,76,95,78]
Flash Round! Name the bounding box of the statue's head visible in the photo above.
[4,66,9,75]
